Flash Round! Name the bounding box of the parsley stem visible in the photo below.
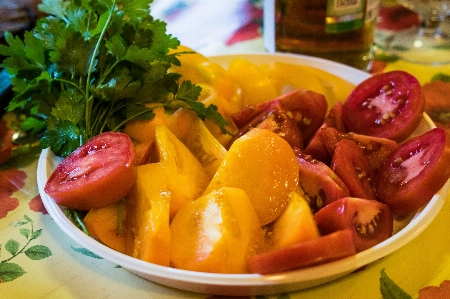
[85,1,116,137]
[73,210,90,236]
[55,78,87,99]
[110,105,162,132]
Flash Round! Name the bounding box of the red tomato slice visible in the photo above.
[314,197,393,252]
[343,71,424,142]
[229,103,304,150]
[304,102,347,164]
[295,151,350,213]
[45,132,136,210]
[247,229,356,274]
[322,127,399,171]
[374,127,450,215]
[331,139,377,200]
[230,88,327,145]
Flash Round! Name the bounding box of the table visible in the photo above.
[1,1,450,298]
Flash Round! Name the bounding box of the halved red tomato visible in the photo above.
[322,127,399,171]
[295,150,350,213]
[247,229,356,274]
[331,139,377,200]
[44,132,137,210]
[343,71,424,142]
[374,128,450,215]
[314,197,393,252]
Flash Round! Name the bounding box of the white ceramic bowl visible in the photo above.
[37,53,450,296]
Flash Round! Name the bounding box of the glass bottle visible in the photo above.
[264,0,380,70]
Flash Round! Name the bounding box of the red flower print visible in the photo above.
[29,195,48,215]
[0,168,27,219]
[419,280,450,299]
[0,187,19,219]
[0,168,27,192]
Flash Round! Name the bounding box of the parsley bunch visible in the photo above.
[0,0,228,157]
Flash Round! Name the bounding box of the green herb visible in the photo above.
[380,269,413,299]
[0,0,228,157]
[431,73,450,83]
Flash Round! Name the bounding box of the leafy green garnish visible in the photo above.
[380,269,413,299]
[0,0,228,157]
[431,73,450,83]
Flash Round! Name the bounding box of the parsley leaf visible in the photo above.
[0,0,229,157]
[431,73,450,83]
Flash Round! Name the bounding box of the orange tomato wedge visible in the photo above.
[265,190,320,250]
[170,187,264,274]
[126,162,171,266]
[205,128,299,226]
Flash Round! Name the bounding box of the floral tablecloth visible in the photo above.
[1,1,450,298]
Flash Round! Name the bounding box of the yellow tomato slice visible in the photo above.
[297,64,355,107]
[226,58,279,106]
[170,187,264,274]
[122,106,165,143]
[182,118,228,179]
[259,62,332,102]
[126,162,171,266]
[205,128,299,226]
[266,189,320,250]
[84,202,127,254]
[155,125,209,219]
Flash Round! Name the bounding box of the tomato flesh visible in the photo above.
[321,127,399,171]
[304,102,347,164]
[331,139,377,200]
[45,132,136,210]
[247,229,356,274]
[374,127,450,215]
[294,151,350,213]
[314,197,393,252]
[230,88,327,147]
[343,71,424,142]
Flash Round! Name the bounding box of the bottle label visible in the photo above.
[326,0,366,33]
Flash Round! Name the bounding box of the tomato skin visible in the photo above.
[314,197,393,252]
[247,229,356,274]
[343,71,424,142]
[45,132,137,210]
[331,139,377,200]
[374,128,450,215]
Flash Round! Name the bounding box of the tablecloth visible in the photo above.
[1,1,450,298]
